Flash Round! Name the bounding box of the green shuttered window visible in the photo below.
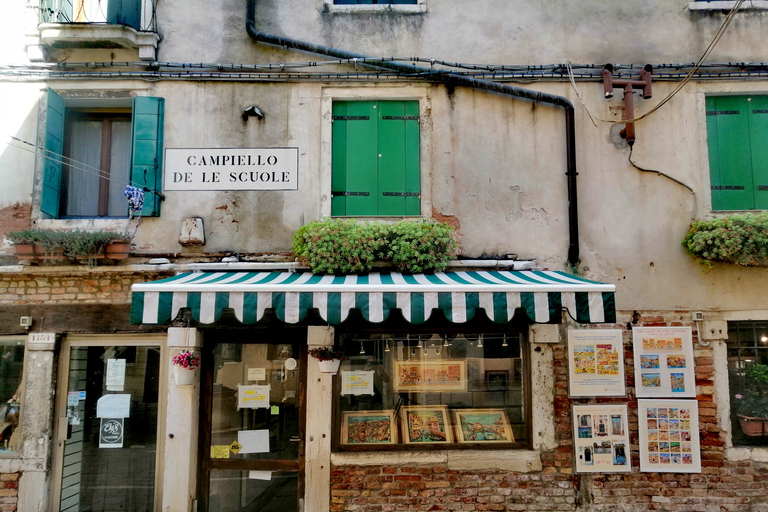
[706,96,768,211]
[332,100,420,216]
[41,91,164,218]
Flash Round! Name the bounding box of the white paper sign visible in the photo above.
[340,370,375,396]
[238,385,270,409]
[238,430,270,454]
[248,368,266,381]
[567,330,626,397]
[633,327,696,397]
[106,359,126,391]
[249,471,272,481]
[96,394,131,418]
[164,148,299,191]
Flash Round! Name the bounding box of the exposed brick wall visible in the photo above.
[0,473,19,512]
[0,269,172,305]
[330,316,768,512]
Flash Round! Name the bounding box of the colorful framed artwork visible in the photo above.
[393,361,467,392]
[453,408,514,443]
[399,405,453,444]
[633,327,695,397]
[485,370,509,391]
[638,399,701,473]
[572,404,631,473]
[340,410,397,445]
[567,329,626,397]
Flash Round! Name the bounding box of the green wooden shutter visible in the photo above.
[332,101,378,216]
[40,88,65,218]
[748,96,768,210]
[378,101,420,216]
[706,96,755,210]
[130,97,164,216]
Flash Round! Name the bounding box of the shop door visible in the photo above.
[53,339,163,512]
[200,334,306,512]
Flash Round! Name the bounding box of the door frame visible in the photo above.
[197,328,308,512]
[50,334,168,512]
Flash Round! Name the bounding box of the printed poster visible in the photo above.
[99,418,124,449]
[105,359,126,391]
[638,399,701,473]
[633,327,695,397]
[237,385,270,409]
[567,329,625,397]
[340,370,375,396]
[572,404,631,473]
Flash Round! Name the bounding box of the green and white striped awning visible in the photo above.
[131,270,616,325]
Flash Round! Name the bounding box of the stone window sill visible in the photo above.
[689,1,768,10]
[324,2,426,14]
[331,449,541,472]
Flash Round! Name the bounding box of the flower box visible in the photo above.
[738,414,768,437]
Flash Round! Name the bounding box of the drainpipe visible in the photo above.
[246,0,580,267]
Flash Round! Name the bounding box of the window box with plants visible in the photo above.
[292,218,458,275]
[682,212,768,268]
[734,364,768,437]
[6,229,133,265]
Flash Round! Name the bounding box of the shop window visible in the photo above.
[0,338,25,453]
[727,321,768,445]
[331,100,420,217]
[334,331,527,449]
[705,95,768,211]
[42,89,164,218]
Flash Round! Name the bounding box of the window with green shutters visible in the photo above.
[706,95,768,211]
[41,90,164,218]
[332,100,420,217]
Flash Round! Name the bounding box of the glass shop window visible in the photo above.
[334,331,526,449]
[727,321,768,445]
[0,338,25,454]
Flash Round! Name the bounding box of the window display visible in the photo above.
[335,331,526,449]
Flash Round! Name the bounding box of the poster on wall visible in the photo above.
[633,327,695,397]
[567,330,626,397]
[638,399,701,473]
[572,404,631,473]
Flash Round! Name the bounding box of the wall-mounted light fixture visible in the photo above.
[242,105,264,122]
[601,64,653,147]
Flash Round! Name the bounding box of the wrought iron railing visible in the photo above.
[39,0,156,32]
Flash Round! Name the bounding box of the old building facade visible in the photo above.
[1,0,768,511]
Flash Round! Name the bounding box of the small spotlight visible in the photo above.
[242,105,264,121]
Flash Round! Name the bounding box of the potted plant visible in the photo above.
[308,346,345,374]
[172,350,201,386]
[734,363,768,436]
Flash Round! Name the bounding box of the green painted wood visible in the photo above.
[707,96,754,210]
[749,96,768,210]
[130,97,164,216]
[332,100,419,216]
[41,89,65,218]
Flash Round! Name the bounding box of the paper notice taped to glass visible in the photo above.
[96,394,131,418]
[238,430,270,454]
[238,385,270,409]
[249,470,272,480]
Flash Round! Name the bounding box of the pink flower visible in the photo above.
[735,394,743,399]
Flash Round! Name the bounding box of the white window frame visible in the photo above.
[324,0,426,14]
[689,1,768,10]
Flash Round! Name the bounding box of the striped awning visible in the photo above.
[131,270,616,325]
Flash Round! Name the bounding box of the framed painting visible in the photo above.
[485,370,509,391]
[572,404,631,473]
[633,327,695,397]
[393,361,467,393]
[567,329,625,397]
[340,410,397,445]
[638,399,701,473]
[399,405,453,444]
[453,408,514,443]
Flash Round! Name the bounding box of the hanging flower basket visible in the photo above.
[172,350,201,386]
[317,359,342,374]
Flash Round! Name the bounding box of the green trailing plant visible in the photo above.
[682,212,768,267]
[292,219,458,274]
[7,229,128,261]
[734,364,768,418]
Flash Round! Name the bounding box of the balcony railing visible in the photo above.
[39,0,156,32]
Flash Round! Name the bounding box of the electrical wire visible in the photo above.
[567,0,746,125]
[628,146,697,222]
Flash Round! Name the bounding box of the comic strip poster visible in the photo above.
[633,327,695,397]
[572,404,631,473]
[568,330,626,397]
[638,399,701,473]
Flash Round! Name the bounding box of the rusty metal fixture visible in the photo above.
[601,64,653,146]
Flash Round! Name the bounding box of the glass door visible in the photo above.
[200,331,306,512]
[54,340,162,512]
